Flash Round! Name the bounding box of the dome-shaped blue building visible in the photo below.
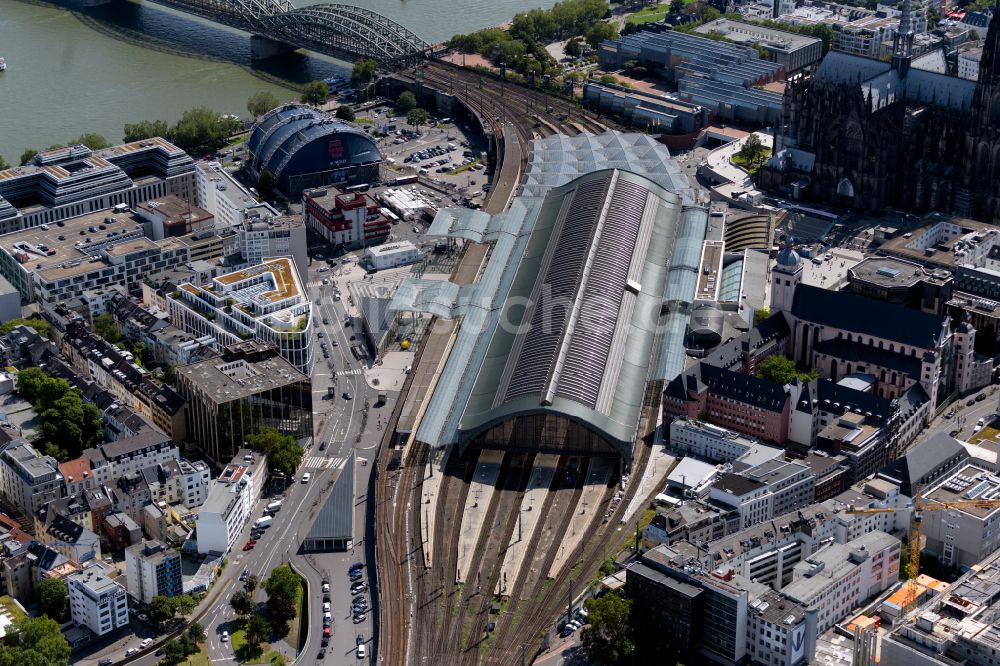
[247,104,382,194]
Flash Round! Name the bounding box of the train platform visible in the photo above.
[496,454,559,596]
[548,458,615,577]
[456,449,504,584]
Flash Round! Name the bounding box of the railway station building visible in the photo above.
[389,132,708,461]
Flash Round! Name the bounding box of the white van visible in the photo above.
[301,472,311,483]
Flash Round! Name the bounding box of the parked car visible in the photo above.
[322,581,330,593]
[140,638,152,649]
[353,613,366,624]
[221,631,229,642]
[357,643,366,659]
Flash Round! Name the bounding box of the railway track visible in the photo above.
[377,58,628,666]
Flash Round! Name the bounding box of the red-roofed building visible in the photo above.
[304,188,390,249]
[60,458,95,497]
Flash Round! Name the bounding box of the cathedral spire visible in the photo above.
[978,0,1000,87]
[891,0,915,75]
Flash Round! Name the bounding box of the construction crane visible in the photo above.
[846,484,1000,579]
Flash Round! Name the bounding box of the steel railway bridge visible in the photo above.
[133,0,430,65]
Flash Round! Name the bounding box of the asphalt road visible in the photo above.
[80,252,391,666]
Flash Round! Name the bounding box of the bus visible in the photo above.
[345,183,371,193]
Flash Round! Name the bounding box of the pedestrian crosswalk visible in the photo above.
[303,455,347,470]
[338,368,364,377]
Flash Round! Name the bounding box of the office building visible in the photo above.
[194,449,267,555]
[169,257,313,374]
[67,563,129,637]
[0,206,191,304]
[709,459,815,529]
[125,539,182,604]
[918,461,1000,568]
[782,531,900,632]
[882,549,1000,666]
[176,341,312,463]
[0,138,195,235]
[364,240,423,271]
[628,543,817,665]
[669,418,763,464]
[303,188,391,249]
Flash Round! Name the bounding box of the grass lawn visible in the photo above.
[447,160,480,176]
[287,572,305,648]
[179,649,211,666]
[231,628,286,665]
[0,596,27,624]
[625,3,694,25]
[731,149,771,176]
[970,420,1000,444]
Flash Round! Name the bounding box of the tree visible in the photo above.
[148,595,176,624]
[394,90,418,115]
[123,119,170,143]
[173,594,196,617]
[757,354,817,384]
[19,149,38,166]
[702,6,721,22]
[753,306,770,326]
[264,564,300,623]
[71,133,111,150]
[15,368,47,403]
[585,21,618,48]
[248,427,304,477]
[581,592,634,665]
[406,108,429,130]
[300,81,330,106]
[93,313,122,344]
[231,590,253,617]
[0,317,51,338]
[160,638,187,665]
[0,156,9,171]
[670,0,685,12]
[38,578,68,621]
[243,574,260,596]
[351,58,378,87]
[564,37,583,57]
[0,616,70,665]
[736,133,769,171]
[247,91,280,119]
[256,169,276,200]
[163,364,178,387]
[335,105,356,122]
[186,621,206,644]
[168,106,232,153]
[245,614,271,650]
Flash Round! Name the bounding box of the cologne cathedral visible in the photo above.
[760,0,1000,222]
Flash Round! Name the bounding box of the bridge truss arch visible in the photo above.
[266,4,430,65]
[142,0,429,65]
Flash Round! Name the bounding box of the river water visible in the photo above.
[0,0,554,164]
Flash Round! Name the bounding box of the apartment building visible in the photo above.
[0,440,64,516]
[125,539,182,604]
[194,449,267,555]
[67,563,129,637]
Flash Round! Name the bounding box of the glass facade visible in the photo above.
[184,378,313,464]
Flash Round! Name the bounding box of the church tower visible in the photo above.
[891,0,915,75]
[771,239,802,313]
[962,0,1000,222]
